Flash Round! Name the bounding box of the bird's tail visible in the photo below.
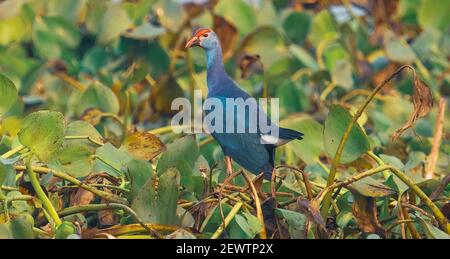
[279,127,304,141]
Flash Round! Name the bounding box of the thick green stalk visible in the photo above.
[211,202,243,239]
[25,157,62,226]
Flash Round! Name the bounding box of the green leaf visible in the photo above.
[76,83,120,116]
[418,0,450,32]
[125,159,154,202]
[309,10,339,47]
[57,145,93,177]
[0,73,18,117]
[18,111,66,162]
[94,143,132,177]
[0,222,14,239]
[10,214,34,239]
[156,136,199,176]
[122,23,165,40]
[229,213,261,239]
[384,30,417,64]
[289,45,319,71]
[283,11,311,44]
[65,121,104,151]
[331,60,354,90]
[275,208,307,239]
[97,3,132,45]
[324,105,370,164]
[281,116,324,165]
[131,167,180,225]
[32,16,81,59]
[215,0,257,35]
[418,217,450,239]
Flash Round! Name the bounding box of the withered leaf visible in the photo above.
[297,198,326,230]
[392,76,433,141]
[121,132,166,161]
[213,15,238,61]
[351,191,386,237]
[239,54,263,79]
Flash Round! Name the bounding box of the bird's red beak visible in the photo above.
[185,36,201,48]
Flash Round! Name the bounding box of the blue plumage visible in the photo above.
[186,29,303,179]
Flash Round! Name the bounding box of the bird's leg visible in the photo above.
[225,156,233,176]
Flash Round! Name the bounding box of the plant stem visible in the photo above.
[317,164,450,234]
[367,151,390,179]
[242,172,267,239]
[25,157,62,226]
[321,65,416,219]
[211,201,243,239]
[15,165,127,204]
[57,203,161,238]
[64,136,104,146]
[0,145,26,159]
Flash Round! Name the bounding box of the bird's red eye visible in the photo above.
[203,34,209,38]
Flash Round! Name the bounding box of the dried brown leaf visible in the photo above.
[392,76,433,141]
[351,191,386,237]
[239,54,263,79]
[297,198,326,230]
[213,15,238,61]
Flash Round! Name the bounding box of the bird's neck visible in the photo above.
[206,46,228,90]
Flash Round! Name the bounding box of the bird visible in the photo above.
[186,28,303,180]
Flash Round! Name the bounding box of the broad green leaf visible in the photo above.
[57,145,93,177]
[18,111,66,162]
[125,159,154,202]
[229,212,261,239]
[215,0,256,35]
[156,136,199,176]
[283,11,311,45]
[418,0,450,32]
[94,143,133,177]
[65,121,104,151]
[97,3,132,45]
[131,168,180,225]
[384,30,417,64]
[331,60,354,90]
[10,214,34,239]
[76,83,120,116]
[157,168,181,225]
[324,105,370,164]
[0,222,13,239]
[44,0,87,23]
[281,116,324,165]
[309,10,339,47]
[154,0,187,31]
[240,26,286,67]
[0,73,18,117]
[7,191,33,214]
[32,16,81,59]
